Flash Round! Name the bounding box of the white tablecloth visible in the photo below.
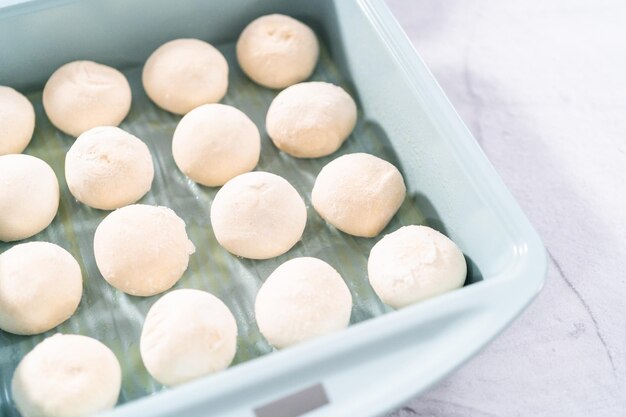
[386,1,626,416]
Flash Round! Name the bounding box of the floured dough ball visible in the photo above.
[0,242,82,335]
[65,126,154,210]
[237,14,319,89]
[0,154,59,242]
[266,82,357,158]
[12,334,121,417]
[368,225,467,308]
[94,204,195,296]
[43,61,131,137]
[172,104,260,186]
[211,172,306,259]
[312,153,406,237]
[0,86,35,155]
[140,289,237,386]
[143,38,228,114]
[255,257,352,348]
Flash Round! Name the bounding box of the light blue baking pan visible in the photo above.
[0,0,547,416]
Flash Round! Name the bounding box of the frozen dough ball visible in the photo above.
[210,172,306,259]
[368,225,467,308]
[266,82,357,158]
[0,154,59,242]
[65,126,154,210]
[312,153,406,237]
[43,61,131,137]
[255,257,352,348]
[12,334,121,417]
[237,14,319,89]
[0,86,35,155]
[0,242,82,335]
[140,289,238,386]
[172,104,260,186]
[143,38,228,114]
[94,204,195,296]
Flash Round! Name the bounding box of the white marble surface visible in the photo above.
[385,1,626,416]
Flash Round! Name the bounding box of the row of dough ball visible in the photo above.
[5,262,342,416]
[0,148,404,259]
[46,20,348,157]
[9,259,342,417]
[1,13,344,171]
[55,78,355,189]
[8,224,466,417]
[1,77,357,231]
[42,66,355,161]
[1,223,465,339]
[32,14,321,136]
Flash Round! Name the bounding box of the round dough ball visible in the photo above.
[65,126,154,210]
[312,153,406,237]
[172,104,260,186]
[255,257,352,348]
[0,86,35,155]
[94,204,195,296]
[0,242,82,335]
[266,82,357,158]
[210,172,306,259]
[237,14,319,89]
[12,334,121,417]
[143,38,228,114]
[43,61,131,137]
[0,154,59,242]
[140,289,238,386]
[368,225,467,308]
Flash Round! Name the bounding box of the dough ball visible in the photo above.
[312,153,406,237]
[266,82,356,158]
[94,204,195,296]
[0,242,82,335]
[210,172,306,259]
[65,126,154,210]
[255,257,352,348]
[0,86,35,155]
[368,225,467,308]
[237,14,319,89]
[143,38,228,114]
[140,289,238,386]
[43,61,131,137]
[12,334,121,417]
[0,154,59,242]
[172,104,260,186]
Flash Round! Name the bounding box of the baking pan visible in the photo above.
[0,0,547,416]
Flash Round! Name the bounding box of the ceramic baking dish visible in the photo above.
[0,0,547,416]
